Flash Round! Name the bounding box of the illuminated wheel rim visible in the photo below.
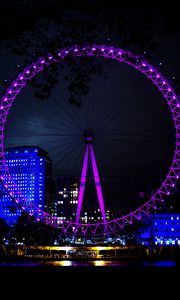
[0,45,180,236]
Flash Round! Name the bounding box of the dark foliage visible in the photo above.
[0,0,179,105]
[0,218,10,242]
[13,211,59,245]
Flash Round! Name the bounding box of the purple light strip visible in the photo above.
[75,144,89,224]
[75,143,107,227]
[89,144,107,225]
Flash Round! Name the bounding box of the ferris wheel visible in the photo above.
[0,44,180,236]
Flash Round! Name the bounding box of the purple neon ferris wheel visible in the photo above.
[0,44,180,237]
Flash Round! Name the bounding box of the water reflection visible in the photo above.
[94,260,106,266]
[0,260,177,267]
[143,260,176,267]
[45,260,128,267]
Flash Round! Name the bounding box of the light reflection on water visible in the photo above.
[143,260,176,267]
[0,260,177,267]
[47,260,128,267]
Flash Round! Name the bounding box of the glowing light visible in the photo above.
[56,260,72,267]
[94,260,106,266]
[76,145,89,224]
[90,144,107,224]
[76,132,107,227]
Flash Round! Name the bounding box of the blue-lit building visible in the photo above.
[152,214,180,245]
[0,146,52,227]
[136,213,180,245]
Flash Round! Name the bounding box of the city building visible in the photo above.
[81,208,114,224]
[51,175,114,225]
[152,214,180,245]
[0,146,52,227]
[51,175,78,223]
[136,213,180,245]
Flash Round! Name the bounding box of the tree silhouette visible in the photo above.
[0,218,10,243]
[13,211,59,245]
[0,0,179,104]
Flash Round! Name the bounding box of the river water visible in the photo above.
[0,259,177,267]
[0,259,178,295]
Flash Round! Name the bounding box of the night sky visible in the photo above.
[0,1,179,214]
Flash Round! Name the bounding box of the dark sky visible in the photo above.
[0,0,179,214]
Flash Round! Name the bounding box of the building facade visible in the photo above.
[51,175,114,226]
[51,175,79,223]
[152,214,180,245]
[136,213,180,245]
[0,146,52,226]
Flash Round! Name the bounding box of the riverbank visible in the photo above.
[1,244,180,260]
